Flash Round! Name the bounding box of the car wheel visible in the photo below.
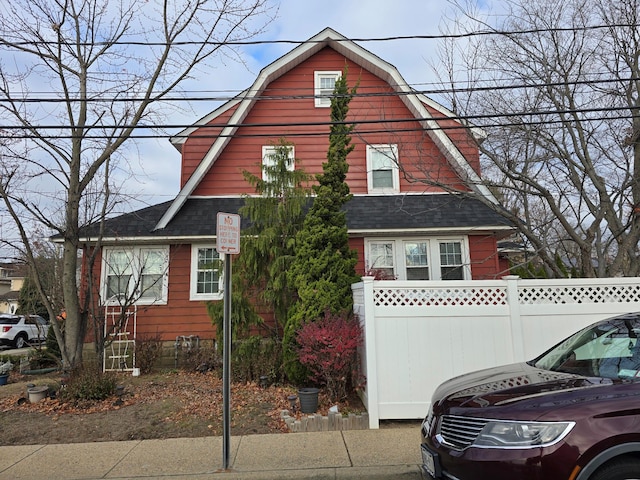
[13,334,27,349]
[589,458,640,480]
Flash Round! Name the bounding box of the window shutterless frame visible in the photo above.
[189,245,223,301]
[314,71,341,107]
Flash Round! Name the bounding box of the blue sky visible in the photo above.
[129,0,496,209]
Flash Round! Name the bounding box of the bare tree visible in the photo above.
[0,0,274,368]
[431,0,640,277]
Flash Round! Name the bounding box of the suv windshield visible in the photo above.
[532,315,640,379]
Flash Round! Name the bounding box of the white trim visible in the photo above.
[169,97,244,152]
[154,27,498,231]
[314,70,341,107]
[101,246,169,306]
[189,244,223,301]
[350,226,513,236]
[262,145,295,182]
[366,144,399,193]
[365,236,471,281]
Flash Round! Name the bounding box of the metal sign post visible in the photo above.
[222,253,232,469]
[216,213,240,470]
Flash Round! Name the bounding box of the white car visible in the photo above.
[0,314,49,348]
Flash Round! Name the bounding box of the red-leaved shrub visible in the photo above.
[296,310,364,402]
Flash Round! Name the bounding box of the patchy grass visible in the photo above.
[0,369,364,445]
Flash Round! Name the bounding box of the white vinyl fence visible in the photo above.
[352,275,640,428]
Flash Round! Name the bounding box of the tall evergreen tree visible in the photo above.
[17,276,48,317]
[237,139,312,337]
[209,139,312,380]
[283,69,360,383]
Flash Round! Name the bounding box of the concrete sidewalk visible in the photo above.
[0,426,425,479]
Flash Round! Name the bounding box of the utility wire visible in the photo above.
[0,104,635,137]
[3,112,638,140]
[2,76,636,103]
[5,23,638,47]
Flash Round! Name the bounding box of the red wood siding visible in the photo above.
[350,237,365,276]
[85,245,217,343]
[469,235,504,280]
[180,105,238,188]
[182,47,469,197]
[424,104,481,176]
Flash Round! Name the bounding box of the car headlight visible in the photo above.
[473,420,575,448]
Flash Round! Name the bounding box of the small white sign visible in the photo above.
[216,212,241,255]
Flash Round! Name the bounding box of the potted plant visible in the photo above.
[0,360,13,386]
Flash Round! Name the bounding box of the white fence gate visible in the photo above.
[352,275,640,428]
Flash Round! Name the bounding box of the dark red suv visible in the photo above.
[421,312,640,480]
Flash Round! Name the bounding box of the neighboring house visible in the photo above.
[0,263,27,314]
[79,27,514,342]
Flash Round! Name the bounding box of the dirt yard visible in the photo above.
[0,369,364,446]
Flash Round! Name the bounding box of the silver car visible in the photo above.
[0,314,49,348]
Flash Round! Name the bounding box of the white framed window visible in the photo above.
[102,246,169,305]
[366,238,470,281]
[439,241,464,280]
[190,245,223,301]
[314,71,341,107]
[404,241,430,280]
[367,144,399,193]
[368,241,396,279]
[262,145,295,183]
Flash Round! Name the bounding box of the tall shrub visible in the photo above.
[283,68,360,383]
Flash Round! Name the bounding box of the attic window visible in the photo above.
[314,71,341,107]
[262,145,295,183]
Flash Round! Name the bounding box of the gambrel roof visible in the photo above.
[154,27,498,231]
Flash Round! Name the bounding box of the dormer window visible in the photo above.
[314,71,341,107]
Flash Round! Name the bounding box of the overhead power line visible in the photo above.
[1,109,638,140]
[0,76,636,104]
[5,23,638,47]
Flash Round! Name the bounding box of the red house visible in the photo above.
[82,28,513,346]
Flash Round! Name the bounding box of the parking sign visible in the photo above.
[216,212,240,254]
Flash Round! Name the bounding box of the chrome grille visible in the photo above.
[438,415,488,450]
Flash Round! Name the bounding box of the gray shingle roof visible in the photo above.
[79,194,512,241]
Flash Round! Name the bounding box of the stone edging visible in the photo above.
[280,409,369,432]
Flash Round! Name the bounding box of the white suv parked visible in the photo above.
[0,314,49,348]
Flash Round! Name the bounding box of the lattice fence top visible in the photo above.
[519,284,640,304]
[361,281,640,307]
[372,286,508,307]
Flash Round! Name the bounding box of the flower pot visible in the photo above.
[0,374,8,386]
[298,387,319,413]
[27,385,48,403]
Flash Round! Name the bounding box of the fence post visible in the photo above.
[361,276,380,429]
[504,275,525,361]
